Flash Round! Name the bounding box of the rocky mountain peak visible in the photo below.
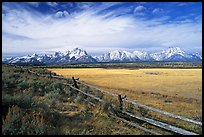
[69,48,88,59]
[2,47,202,64]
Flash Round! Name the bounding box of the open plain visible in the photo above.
[48,68,202,120]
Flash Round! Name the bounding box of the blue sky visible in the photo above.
[2,2,202,57]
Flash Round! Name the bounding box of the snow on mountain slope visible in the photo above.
[96,50,140,62]
[150,47,186,61]
[68,48,87,60]
[3,48,96,64]
[3,47,202,64]
[96,47,201,62]
[133,50,153,61]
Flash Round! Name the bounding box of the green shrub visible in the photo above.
[2,93,33,109]
[2,106,22,135]
[187,124,202,134]
[101,100,113,113]
[13,68,24,73]
[10,73,21,79]
[18,80,30,90]
[3,77,16,89]
[46,90,60,100]
[2,105,45,135]
[30,80,39,93]
[30,80,45,95]
[52,81,64,91]
[74,95,83,103]
[138,107,149,116]
[112,105,123,113]
[125,104,134,112]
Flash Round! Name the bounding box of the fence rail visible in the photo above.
[76,80,202,126]
[14,65,202,135]
[76,80,119,97]
[109,112,161,135]
[124,111,198,135]
[124,99,202,126]
[69,85,102,102]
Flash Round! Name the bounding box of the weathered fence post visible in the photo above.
[27,69,30,73]
[72,77,79,89]
[75,78,79,80]
[49,71,52,79]
[118,95,126,112]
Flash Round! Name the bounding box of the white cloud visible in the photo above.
[177,3,187,6]
[2,6,202,56]
[55,11,64,18]
[134,5,146,16]
[152,8,163,14]
[134,5,146,12]
[47,2,58,7]
[55,10,69,18]
[26,2,40,7]
[136,2,147,4]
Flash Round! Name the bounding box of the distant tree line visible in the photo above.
[26,62,202,69]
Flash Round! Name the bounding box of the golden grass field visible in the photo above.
[48,68,202,119]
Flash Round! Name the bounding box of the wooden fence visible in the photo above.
[15,65,201,135]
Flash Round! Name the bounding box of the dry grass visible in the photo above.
[48,68,202,119]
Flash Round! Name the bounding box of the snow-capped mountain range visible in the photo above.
[94,47,202,62]
[2,47,202,64]
[3,48,97,64]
